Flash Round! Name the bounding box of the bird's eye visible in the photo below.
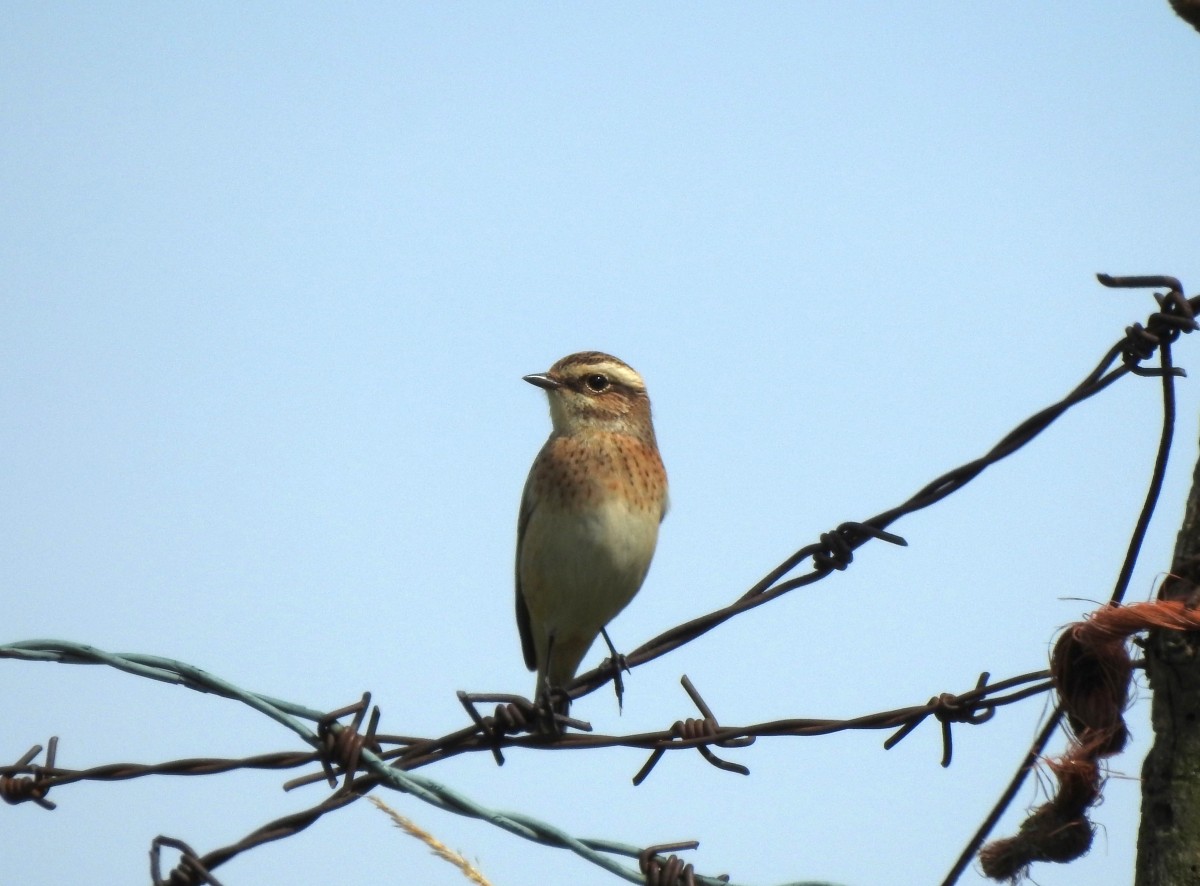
[585,374,609,392]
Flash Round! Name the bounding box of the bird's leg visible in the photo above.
[535,635,568,734]
[600,627,630,711]
[533,679,566,734]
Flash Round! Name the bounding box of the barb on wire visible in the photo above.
[640,841,707,886]
[0,738,58,810]
[312,693,381,791]
[452,690,597,767]
[633,676,754,786]
[884,672,996,768]
[151,835,225,886]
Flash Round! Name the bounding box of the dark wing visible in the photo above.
[514,471,538,672]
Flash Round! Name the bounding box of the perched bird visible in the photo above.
[516,352,668,717]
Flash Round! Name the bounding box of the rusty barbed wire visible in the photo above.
[0,667,1056,782]
[568,276,1197,713]
[884,672,997,769]
[3,275,1195,885]
[416,668,1059,782]
[312,693,381,790]
[631,675,753,786]
[151,836,225,886]
[941,274,1195,885]
[640,842,707,886]
[0,737,57,810]
[0,670,1056,794]
[0,649,1051,884]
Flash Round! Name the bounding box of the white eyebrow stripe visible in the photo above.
[570,363,644,392]
[552,353,648,391]
[592,362,644,387]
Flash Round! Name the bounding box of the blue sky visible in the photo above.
[4,4,1199,885]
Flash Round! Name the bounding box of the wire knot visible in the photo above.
[633,676,753,785]
[931,690,996,728]
[0,738,58,810]
[1097,274,1195,376]
[487,698,542,736]
[455,692,592,767]
[639,841,713,886]
[883,674,995,767]
[812,522,907,572]
[669,716,719,742]
[151,836,224,886]
[315,693,381,791]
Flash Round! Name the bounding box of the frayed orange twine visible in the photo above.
[979,599,1200,882]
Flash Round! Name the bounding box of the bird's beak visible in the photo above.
[523,373,561,391]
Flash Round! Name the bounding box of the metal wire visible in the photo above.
[2,275,1195,886]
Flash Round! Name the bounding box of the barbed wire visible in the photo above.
[3,274,1195,885]
[569,275,1194,708]
[940,273,1193,884]
[0,638,1047,884]
[0,657,1053,789]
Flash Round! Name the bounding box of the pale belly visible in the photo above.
[519,496,660,676]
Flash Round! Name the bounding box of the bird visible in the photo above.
[516,351,668,719]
